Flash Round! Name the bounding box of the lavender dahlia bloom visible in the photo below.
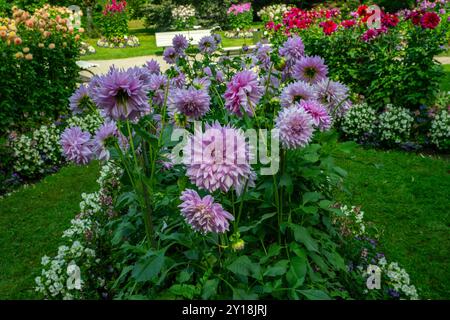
[313,79,350,115]
[149,74,168,106]
[163,47,178,64]
[60,126,93,164]
[170,71,186,89]
[198,36,217,54]
[179,189,234,234]
[279,35,305,63]
[168,87,211,119]
[213,33,222,45]
[145,59,161,74]
[91,67,151,121]
[69,84,91,114]
[297,100,332,131]
[93,121,118,161]
[193,77,211,91]
[255,42,272,70]
[276,107,314,149]
[224,70,263,117]
[293,56,328,84]
[183,122,256,195]
[280,81,315,108]
[172,34,189,53]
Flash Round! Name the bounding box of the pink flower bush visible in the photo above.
[227,3,252,15]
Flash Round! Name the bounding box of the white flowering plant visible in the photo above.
[257,4,293,24]
[341,103,378,143]
[378,105,414,144]
[171,5,196,30]
[430,108,450,150]
[36,162,121,299]
[334,205,419,300]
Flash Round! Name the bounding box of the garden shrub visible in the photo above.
[101,0,128,39]
[0,5,82,136]
[227,2,253,31]
[430,109,450,150]
[341,103,378,143]
[266,5,450,111]
[378,105,414,144]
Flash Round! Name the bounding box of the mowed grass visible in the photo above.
[334,147,450,299]
[442,64,450,92]
[81,20,255,61]
[0,162,100,299]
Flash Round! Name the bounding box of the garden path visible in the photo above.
[84,55,450,76]
[83,55,169,75]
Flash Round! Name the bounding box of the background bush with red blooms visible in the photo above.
[265,4,450,111]
[100,0,129,42]
[0,4,82,136]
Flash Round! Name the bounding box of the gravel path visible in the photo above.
[82,55,450,76]
[82,55,169,75]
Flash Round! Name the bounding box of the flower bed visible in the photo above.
[0,5,83,135]
[34,29,421,300]
[262,1,450,151]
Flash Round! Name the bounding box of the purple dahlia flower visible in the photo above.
[313,79,350,115]
[168,87,211,119]
[297,100,332,131]
[163,47,178,64]
[145,59,161,74]
[293,56,328,84]
[183,122,256,195]
[149,74,168,106]
[255,42,272,70]
[280,81,315,108]
[224,70,263,117]
[69,84,91,115]
[93,121,118,161]
[170,71,186,89]
[179,189,234,234]
[91,67,151,121]
[172,34,189,53]
[60,126,93,164]
[198,36,217,54]
[279,35,305,63]
[193,77,211,91]
[276,106,314,149]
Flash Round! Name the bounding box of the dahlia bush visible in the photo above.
[40,31,420,300]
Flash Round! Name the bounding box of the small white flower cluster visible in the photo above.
[66,113,103,135]
[12,124,62,177]
[257,4,293,23]
[79,41,96,56]
[79,192,101,215]
[97,35,140,48]
[378,105,414,144]
[35,241,96,299]
[430,109,450,150]
[36,162,121,299]
[379,258,419,300]
[341,103,377,141]
[172,5,196,22]
[340,205,366,236]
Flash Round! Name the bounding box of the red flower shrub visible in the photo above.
[319,20,338,35]
[420,12,441,29]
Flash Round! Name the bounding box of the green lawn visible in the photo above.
[81,20,255,61]
[442,64,450,92]
[334,147,450,299]
[0,162,100,299]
